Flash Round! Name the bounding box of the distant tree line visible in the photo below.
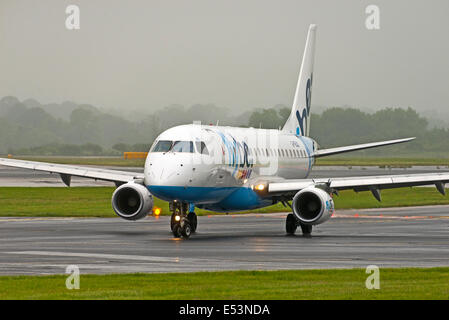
[0,97,250,155]
[1,95,449,157]
[248,105,449,156]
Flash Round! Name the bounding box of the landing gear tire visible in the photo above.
[187,212,197,233]
[170,213,177,231]
[172,224,182,238]
[300,223,312,237]
[180,219,192,238]
[286,213,298,235]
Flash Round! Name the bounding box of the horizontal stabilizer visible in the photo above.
[313,137,415,158]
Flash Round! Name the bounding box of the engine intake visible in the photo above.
[112,182,153,220]
[292,187,334,225]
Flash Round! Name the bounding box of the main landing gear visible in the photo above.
[170,201,197,239]
[285,213,312,237]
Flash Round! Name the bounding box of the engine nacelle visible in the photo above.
[292,186,334,225]
[111,182,153,220]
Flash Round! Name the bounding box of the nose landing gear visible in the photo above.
[170,201,197,239]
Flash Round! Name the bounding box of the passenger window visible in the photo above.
[151,140,173,152]
[195,141,209,155]
[172,141,194,153]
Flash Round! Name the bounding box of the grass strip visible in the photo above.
[0,268,447,300]
[0,186,448,217]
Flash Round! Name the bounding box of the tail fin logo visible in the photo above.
[295,75,313,136]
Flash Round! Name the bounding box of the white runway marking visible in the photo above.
[4,251,222,264]
[6,251,184,263]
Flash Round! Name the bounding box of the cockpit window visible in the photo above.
[172,141,194,153]
[151,140,172,152]
[195,141,209,155]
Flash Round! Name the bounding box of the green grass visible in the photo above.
[0,268,448,299]
[0,187,115,217]
[0,186,448,217]
[8,156,449,167]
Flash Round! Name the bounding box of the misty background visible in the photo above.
[0,1,448,156]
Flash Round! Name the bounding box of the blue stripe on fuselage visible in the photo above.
[148,185,237,203]
[148,185,271,212]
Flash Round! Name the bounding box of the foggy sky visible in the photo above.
[0,0,448,114]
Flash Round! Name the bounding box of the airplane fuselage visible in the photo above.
[145,124,317,211]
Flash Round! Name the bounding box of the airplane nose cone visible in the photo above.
[145,152,229,203]
[145,160,165,185]
[144,153,194,187]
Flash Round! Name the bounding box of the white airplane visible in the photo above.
[1,24,448,238]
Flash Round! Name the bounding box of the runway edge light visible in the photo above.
[152,207,161,216]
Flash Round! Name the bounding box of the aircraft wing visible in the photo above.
[266,172,449,199]
[0,158,144,186]
[313,137,415,157]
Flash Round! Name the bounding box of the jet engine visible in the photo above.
[112,182,153,220]
[292,186,334,225]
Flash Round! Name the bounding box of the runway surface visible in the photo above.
[1,164,449,275]
[1,205,448,275]
[1,165,449,187]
